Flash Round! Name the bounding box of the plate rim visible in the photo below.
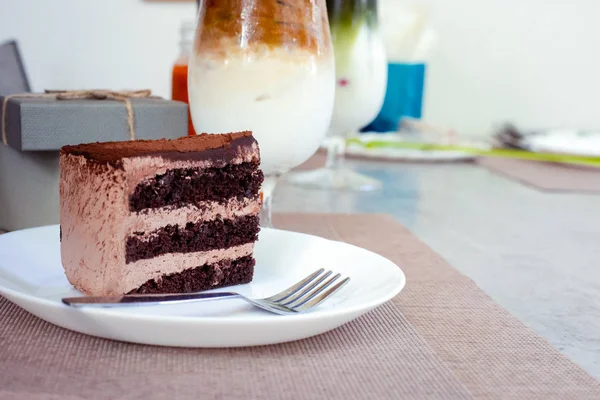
[0,225,406,325]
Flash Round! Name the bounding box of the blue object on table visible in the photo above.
[362,62,426,133]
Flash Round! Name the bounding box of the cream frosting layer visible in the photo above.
[60,153,129,297]
[125,198,260,238]
[121,243,254,295]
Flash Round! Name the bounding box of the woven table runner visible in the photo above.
[1,214,599,399]
[478,157,600,193]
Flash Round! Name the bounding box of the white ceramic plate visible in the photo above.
[320,134,475,163]
[0,226,405,347]
[344,145,475,162]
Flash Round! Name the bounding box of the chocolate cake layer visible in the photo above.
[129,162,264,211]
[125,215,260,263]
[128,256,255,294]
[129,162,263,212]
[61,132,254,167]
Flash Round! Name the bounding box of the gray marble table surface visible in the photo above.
[275,158,600,380]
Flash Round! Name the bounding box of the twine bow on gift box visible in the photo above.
[1,89,160,146]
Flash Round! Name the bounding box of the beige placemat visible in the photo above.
[1,214,599,399]
[478,157,600,193]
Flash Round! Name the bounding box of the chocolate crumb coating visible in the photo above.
[61,132,254,166]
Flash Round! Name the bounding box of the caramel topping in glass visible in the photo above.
[195,0,331,54]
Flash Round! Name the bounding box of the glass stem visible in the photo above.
[325,135,346,169]
[260,175,279,228]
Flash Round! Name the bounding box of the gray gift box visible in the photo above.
[2,97,188,151]
[0,41,189,231]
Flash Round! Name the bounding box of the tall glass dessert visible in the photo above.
[288,0,387,191]
[189,0,335,227]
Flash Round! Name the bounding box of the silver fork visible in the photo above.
[62,269,350,315]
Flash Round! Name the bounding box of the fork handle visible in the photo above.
[62,292,241,308]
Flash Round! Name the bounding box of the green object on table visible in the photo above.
[346,138,600,168]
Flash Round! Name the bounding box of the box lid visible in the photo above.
[1,96,189,151]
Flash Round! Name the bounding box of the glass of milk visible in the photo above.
[188,0,335,227]
[288,0,387,191]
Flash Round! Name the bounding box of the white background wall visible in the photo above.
[0,0,196,98]
[1,0,600,136]
[415,0,600,136]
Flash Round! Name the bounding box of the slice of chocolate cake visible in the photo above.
[59,132,263,296]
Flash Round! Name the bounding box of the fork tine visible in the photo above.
[286,273,340,308]
[264,268,326,302]
[293,277,350,312]
[278,270,333,306]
